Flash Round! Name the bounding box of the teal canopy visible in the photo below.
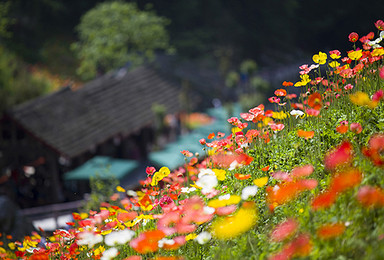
[64,156,138,181]
[149,104,243,169]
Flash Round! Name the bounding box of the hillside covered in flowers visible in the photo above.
[2,20,384,260]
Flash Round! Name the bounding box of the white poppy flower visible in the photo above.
[290,109,304,118]
[101,247,118,260]
[104,229,135,246]
[195,231,212,244]
[241,185,258,200]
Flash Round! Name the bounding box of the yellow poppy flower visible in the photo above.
[253,177,269,187]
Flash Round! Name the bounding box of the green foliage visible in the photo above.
[82,175,119,212]
[0,1,12,39]
[72,1,171,80]
[0,46,51,114]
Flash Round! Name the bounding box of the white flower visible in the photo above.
[290,109,304,118]
[104,229,135,246]
[198,168,216,178]
[229,160,241,171]
[126,190,137,197]
[101,247,118,260]
[181,187,197,193]
[203,206,215,215]
[380,31,384,39]
[218,194,230,200]
[241,185,258,200]
[158,238,175,248]
[195,231,212,244]
[196,174,218,194]
[77,231,103,248]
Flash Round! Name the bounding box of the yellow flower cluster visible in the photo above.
[294,74,311,87]
[213,169,226,181]
[348,50,363,60]
[151,167,171,186]
[372,48,384,57]
[211,202,258,239]
[312,51,327,64]
[349,91,378,109]
[272,111,288,120]
[208,195,241,208]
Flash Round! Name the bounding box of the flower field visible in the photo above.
[2,20,384,260]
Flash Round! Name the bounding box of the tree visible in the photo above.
[72,1,171,80]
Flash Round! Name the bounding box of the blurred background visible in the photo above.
[0,0,382,237]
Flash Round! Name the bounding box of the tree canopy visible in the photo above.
[72,1,170,80]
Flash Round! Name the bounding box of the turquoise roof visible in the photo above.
[64,156,138,181]
[149,104,243,169]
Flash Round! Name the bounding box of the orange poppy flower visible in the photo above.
[138,194,154,211]
[275,89,287,96]
[336,124,348,134]
[329,169,362,194]
[208,133,215,139]
[261,165,270,172]
[117,211,138,222]
[311,191,337,210]
[234,173,251,180]
[307,92,322,110]
[267,179,317,206]
[297,130,314,139]
[269,233,312,260]
[317,223,346,239]
[357,186,384,208]
[282,81,294,87]
[153,256,184,260]
[130,230,165,254]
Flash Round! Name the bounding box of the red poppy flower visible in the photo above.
[362,134,384,166]
[216,205,238,216]
[290,165,314,179]
[311,191,337,210]
[269,233,312,260]
[375,20,384,30]
[324,141,354,170]
[306,108,320,116]
[350,123,362,134]
[146,166,156,175]
[286,93,297,99]
[240,112,255,121]
[291,103,304,110]
[208,133,215,139]
[317,223,346,239]
[348,32,359,42]
[372,89,384,102]
[270,218,299,242]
